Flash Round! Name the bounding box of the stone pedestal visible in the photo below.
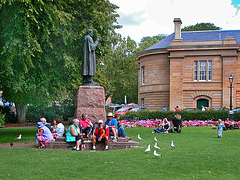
[75,86,106,123]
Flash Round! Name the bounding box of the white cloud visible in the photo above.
[110,0,240,43]
[118,10,146,26]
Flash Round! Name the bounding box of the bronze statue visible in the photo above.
[82,29,99,85]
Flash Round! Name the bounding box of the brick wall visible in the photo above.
[138,44,240,111]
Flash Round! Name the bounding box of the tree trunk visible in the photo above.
[16,104,27,124]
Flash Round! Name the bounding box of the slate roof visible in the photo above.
[144,30,240,51]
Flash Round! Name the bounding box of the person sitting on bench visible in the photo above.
[91,120,109,151]
[66,119,84,151]
[105,113,118,142]
[79,113,93,138]
[36,122,53,148]
[114,114,131,139]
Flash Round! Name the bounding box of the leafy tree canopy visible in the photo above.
[97,34,138,104]
[182,23,221,31]
[0,0,120,123]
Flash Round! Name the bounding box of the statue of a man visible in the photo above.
[82,29,99,85]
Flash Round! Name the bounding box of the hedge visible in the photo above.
[0,106,17,123]
[0,112,5,127]
[121,110,240,121]
[26,100,75,122]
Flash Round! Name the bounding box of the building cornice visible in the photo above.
[138,44,240,59]
[137,49,168,58]
[168,45,239,52]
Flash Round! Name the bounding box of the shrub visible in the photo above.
[234,111,240,121]
[0,106,17,123]
[121,110,232,121]
[26,99,76,122]
[105,106,112,113]
[0,112,6,128]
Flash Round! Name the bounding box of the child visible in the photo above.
[217,119,224,138]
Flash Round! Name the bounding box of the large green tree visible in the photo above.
[0,0,120,123]
[99,34,138,104]
[182,23,220,31]
[137,34,167,54]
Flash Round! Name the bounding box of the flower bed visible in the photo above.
[120,119,240,128]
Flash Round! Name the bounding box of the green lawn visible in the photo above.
[0,128,36,144]
[0,127,240,180]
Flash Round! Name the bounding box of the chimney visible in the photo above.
[173,18,182,39]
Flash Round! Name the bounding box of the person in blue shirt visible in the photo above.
[105,113,118,141]
[162,106,167,112]
[217,119,224,138]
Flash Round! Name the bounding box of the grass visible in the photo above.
[0,126,240,179]
[0,128,36,144]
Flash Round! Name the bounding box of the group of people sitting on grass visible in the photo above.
[153,113,182,134]
[36,118,65,148]
[221,117,239,130]
[35,112,130,150]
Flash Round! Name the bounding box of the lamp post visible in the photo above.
[229,75,234,120]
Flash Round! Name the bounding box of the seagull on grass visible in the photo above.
[154,142,161,150]
[171,141,175,149]
[154,136,157,142]
[15,134,22,140]
[138,134,143,141]
[144,144,151,153]
[153,150,162,157]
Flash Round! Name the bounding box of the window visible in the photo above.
[193,60,212,81]
[199,61,207,80]
[141,66,145,85]
[141,98,145,108]
[194,61,198,81]
[208,60,212,80]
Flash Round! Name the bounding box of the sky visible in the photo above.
[110,0,240,43]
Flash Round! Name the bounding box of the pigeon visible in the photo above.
[15,134,22,140]
[154,142,161,150]
[144,144,151,153]
[10,142,13,147]
[153,150,162,157]
[138,134,143,141]
[154,136,157,142]
[171,141,176,149]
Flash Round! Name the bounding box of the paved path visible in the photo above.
[0,141,36,148]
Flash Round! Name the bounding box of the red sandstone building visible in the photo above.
[138,18,240,111]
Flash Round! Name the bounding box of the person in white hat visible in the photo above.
[105,112,118,142]
[91,120,109,151]
[40,117,52,133]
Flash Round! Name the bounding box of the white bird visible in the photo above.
[138,134,143,141]
[15,134,22,140]
[144,144,151,153]
[154,136,157,142]
[153,150,162,157]
[171,141,175,149]
[154,142,161,150]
